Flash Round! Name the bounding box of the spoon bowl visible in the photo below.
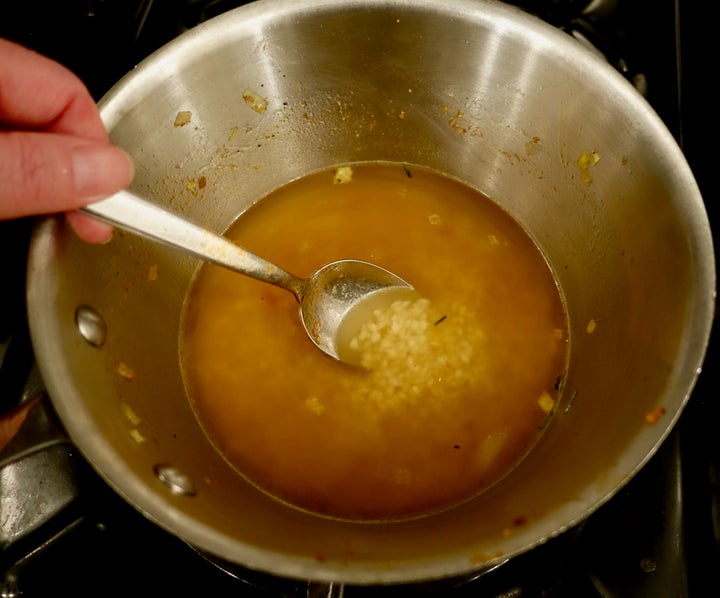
[302,259,418,363]
[81,189,415,363]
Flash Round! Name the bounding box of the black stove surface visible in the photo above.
[1,1,717,596]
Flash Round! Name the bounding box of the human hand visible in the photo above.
[0,38,133,243]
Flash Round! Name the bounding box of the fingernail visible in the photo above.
[72,145,134,199]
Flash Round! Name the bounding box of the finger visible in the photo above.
[65,210,115,244]
[0,131,133,219]
[0,38,107,142]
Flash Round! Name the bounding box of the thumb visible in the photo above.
[0,131,133,220]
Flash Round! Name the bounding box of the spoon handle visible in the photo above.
[81,190,301,293]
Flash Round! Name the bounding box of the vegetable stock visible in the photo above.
[179,163,568,521]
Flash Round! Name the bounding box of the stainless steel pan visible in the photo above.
[26,0,715,585]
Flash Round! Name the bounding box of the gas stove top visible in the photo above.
[1,1,717,596]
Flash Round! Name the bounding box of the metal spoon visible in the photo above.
[81,190,416,364]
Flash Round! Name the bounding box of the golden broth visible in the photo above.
[180,163,568,521]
